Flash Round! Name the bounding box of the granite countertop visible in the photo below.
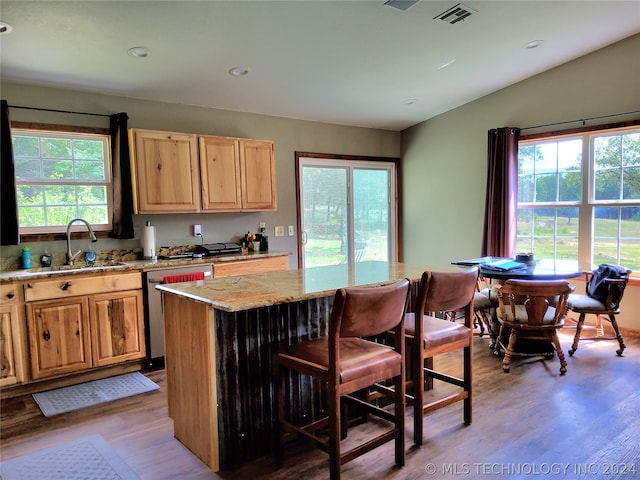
[156,261,463,312]
[0,251,291,283]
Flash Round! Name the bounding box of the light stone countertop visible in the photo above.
[155,261,465,312]
[0,251,291,283]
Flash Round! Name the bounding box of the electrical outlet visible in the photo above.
[193,224,201,236]
[288,225,295,236]
[275,226,284,237]
[259,222,266,229]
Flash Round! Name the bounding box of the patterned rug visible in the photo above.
[33,372,159,417]
[0,434,140,480]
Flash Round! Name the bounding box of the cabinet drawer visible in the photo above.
[213,256,289,278]
[0,283,19,303]
[24,272,142,302]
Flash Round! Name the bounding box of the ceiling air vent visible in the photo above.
[384,0,420,12]
[434,3,477,24]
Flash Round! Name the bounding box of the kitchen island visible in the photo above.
[156,261,457,471]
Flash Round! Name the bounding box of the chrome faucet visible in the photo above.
[66,218,98,265]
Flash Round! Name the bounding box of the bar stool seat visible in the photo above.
[273,279,410,480]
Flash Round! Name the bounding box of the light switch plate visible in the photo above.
[275,226,284,237]
[288,225,295,236]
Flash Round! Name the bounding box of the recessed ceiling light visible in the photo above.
[127,47,151,58]
[437,58,456,70]
[524,40,544,49]
[229,66,250,77]
[0,21,12,34]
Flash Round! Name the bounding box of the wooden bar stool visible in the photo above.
[405,267,477,446]
[272,278,410,480]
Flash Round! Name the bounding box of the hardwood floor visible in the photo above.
[1,329,639,479]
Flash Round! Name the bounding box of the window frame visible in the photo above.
[11,122,113,238]
[518,120,640,273]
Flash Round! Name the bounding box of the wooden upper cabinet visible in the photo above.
[199,135,242,211]
[130,129,276,213]
[129,129,201,213]
[240,139,277,211]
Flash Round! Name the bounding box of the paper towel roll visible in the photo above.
[143,222,156,259]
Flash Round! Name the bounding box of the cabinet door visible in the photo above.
[240,139,277,210]
[130,129,201,213]
[0,303,26,387]
[27,297,92,380]
[90,290,145,367]
[199,135,242,211]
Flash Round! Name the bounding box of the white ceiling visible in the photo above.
[1,1,639,131]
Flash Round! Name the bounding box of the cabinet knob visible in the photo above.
[43,330,51,341]
[61,281,72,291]
[5,292,14,300]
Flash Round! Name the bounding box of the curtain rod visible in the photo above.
[520,110,640,131]
[9,105,111,118]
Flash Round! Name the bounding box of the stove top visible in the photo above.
[194,243,242,256]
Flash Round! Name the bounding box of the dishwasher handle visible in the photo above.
[147,270,212,284]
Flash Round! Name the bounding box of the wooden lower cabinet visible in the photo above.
[24,272,146,381]
[0,284,26,387]
[90,290,145,367]
[26,297,92,380]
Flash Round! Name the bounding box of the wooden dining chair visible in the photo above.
[272,278,410,480]
[404,267,477,446]
[566,266,632,357]
[494,279,574,374]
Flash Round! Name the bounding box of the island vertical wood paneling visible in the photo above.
[214,296,333,470]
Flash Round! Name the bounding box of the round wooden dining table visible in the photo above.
[459,258,587,358]
[479,258,585,282]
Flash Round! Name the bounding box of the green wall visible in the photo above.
[400,34,640,329]
[0,84,401,268]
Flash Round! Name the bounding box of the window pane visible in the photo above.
[558,139,582,170]
[518,175,533,202]
[45,185,78,205]
[535,174,557,202]
[302,167,347,267]
[12,135,40,157]
[43,159,73,179]
[16,185,44,206]
[595,169,620,200]
[46,206,78,225]
[42,137,72,159]
[518,145,535,174]
[556,207,579,259]
[73,139,105,160]
[559,171,581,201]
[75,160,106,180]
[79,206,109,224]
[18,206,45,227]
[15,158,42,179]
[623,167,640,200]
[354,169,389,262]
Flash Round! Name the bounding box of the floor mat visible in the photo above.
[0,434,140,480]
[32,372,159,417]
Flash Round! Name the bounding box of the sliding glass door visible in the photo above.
[298,157,396,268]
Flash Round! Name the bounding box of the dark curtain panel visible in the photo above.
[109,112,135,239]
[481,127,520,257]
[1,100,20,245]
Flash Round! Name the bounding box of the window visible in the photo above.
[12,127,112,234]
[517,125,640,271]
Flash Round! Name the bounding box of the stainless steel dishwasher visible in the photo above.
[144,263,213,367]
